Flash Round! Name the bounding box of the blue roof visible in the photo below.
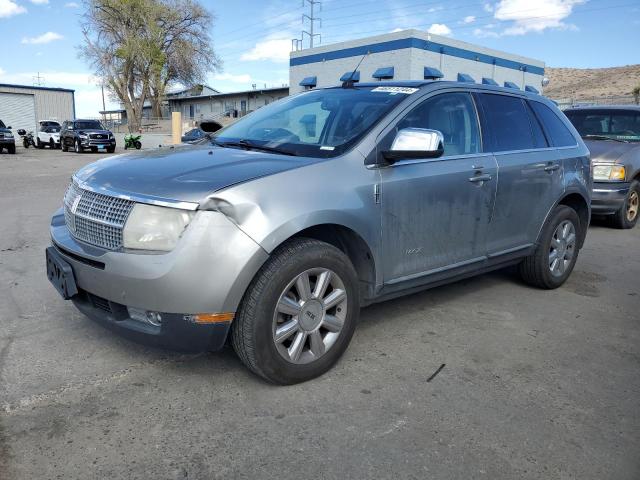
[504,81,520,89]
[372,67,394,79]
[525,85,539,94]
[424,67,443,79]
[482,77,499,86]
[299,76,317,87]
[457,73,475,83]
[340,71,360,82]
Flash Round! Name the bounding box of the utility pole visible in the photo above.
[293,0,321,50]
[32,72,45,87]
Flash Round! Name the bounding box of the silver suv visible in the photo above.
[47,81,591,384]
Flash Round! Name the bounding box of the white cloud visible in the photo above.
[21,32,64,45]
[29,0,48,4]
[212,72,252,83]
[483,2,494,12]
[427,23,452,36]
[494,0,585,35]
[64,1,79,6]
[240,38,291,63]
[0,67,4,76]
[462,15,476,24]
[473,28,500,38]
[0,0,26,17]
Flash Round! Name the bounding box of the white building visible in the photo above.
[290,29,545,94]
[0,84,75,133]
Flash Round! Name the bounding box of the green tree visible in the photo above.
[79,0,219,131]
[633,86,640,105]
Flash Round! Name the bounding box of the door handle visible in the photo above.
[544,163,560,172]
[468,173,492,183]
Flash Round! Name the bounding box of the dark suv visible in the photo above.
[60,119,116,153]
[564,106,640,229]
[0,119,16,154]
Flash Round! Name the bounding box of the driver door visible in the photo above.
[379,92,497,283]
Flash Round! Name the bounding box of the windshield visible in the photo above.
[565,109,640,142]
[213,87,413,157]
[76,121,104,130]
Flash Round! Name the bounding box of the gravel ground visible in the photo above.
[0,145,639,480]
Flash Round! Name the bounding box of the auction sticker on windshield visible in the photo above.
[371,86,419,94]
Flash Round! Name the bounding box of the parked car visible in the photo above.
[181,128,206,143]
[36,121,61,149]
[564,105,640,229]
[46,81,591,384]
[60,119,116,153]
[0,119,16,154]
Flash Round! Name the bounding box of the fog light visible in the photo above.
[128,307,162,327]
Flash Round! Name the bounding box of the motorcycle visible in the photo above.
[124,134,142,150]
[17,129,36,148]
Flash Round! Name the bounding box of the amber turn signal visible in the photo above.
[185,312,235,324]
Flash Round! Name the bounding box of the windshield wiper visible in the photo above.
[212,139,297,156]
[582,134,628,143]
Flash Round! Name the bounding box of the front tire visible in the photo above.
[232,238,360,385]
[8,145,15,154]
[74,139,82,153]
[519,205,581,289]
[134,140,142,150]
[612,180,639,229]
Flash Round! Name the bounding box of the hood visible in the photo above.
[74,145,316,204]
[584,139,640,163]
[78,129,111,135]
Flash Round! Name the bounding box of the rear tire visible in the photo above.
[612,180,639,229]
[519,205,581,289]
[232,238,360,385]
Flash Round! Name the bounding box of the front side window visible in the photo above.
[214,87,410,158]
[478,93,536,152]
[564,109,640,142]
[396,92,481,156]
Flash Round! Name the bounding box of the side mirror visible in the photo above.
[7,126,11,130]
[382,128,444,163]
[200,119,223,133]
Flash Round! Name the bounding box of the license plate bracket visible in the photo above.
[46,247,78,299]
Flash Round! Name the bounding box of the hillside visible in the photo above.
[544,65,640,101]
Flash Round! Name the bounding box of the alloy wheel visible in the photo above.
[548,220,576,277]
[626,191,639,222]
[272,268,348,364]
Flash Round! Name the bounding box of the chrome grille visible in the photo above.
[63,181,135,250]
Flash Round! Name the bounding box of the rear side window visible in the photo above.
[530,101,577,147]
[477,93,536,152]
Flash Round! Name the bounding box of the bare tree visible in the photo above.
[148,0,220,118]
[79,0,219,131]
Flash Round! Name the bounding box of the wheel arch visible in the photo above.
[557,192,590,248]
[279,223,378,303]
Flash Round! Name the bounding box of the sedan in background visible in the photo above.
[565,106,640,229]
[181,128,206,144]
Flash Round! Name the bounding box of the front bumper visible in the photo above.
[80,138,116,148]
[0,137,15,146]
[591,182,630,215]
[49,208,269,352]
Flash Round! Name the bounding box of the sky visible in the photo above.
[0,0,638,117]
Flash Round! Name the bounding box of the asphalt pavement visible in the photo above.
[0,145,638,479]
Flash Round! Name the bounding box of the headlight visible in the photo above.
[123,204,195,251]
[79,134,88,139]
[5,132,13,138]
[593,164,625,181]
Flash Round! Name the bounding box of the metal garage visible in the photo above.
[0,92,36,133]
[0,84,75,134]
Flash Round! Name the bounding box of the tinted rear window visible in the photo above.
[530,102,577,147]
[477,94,536,152]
